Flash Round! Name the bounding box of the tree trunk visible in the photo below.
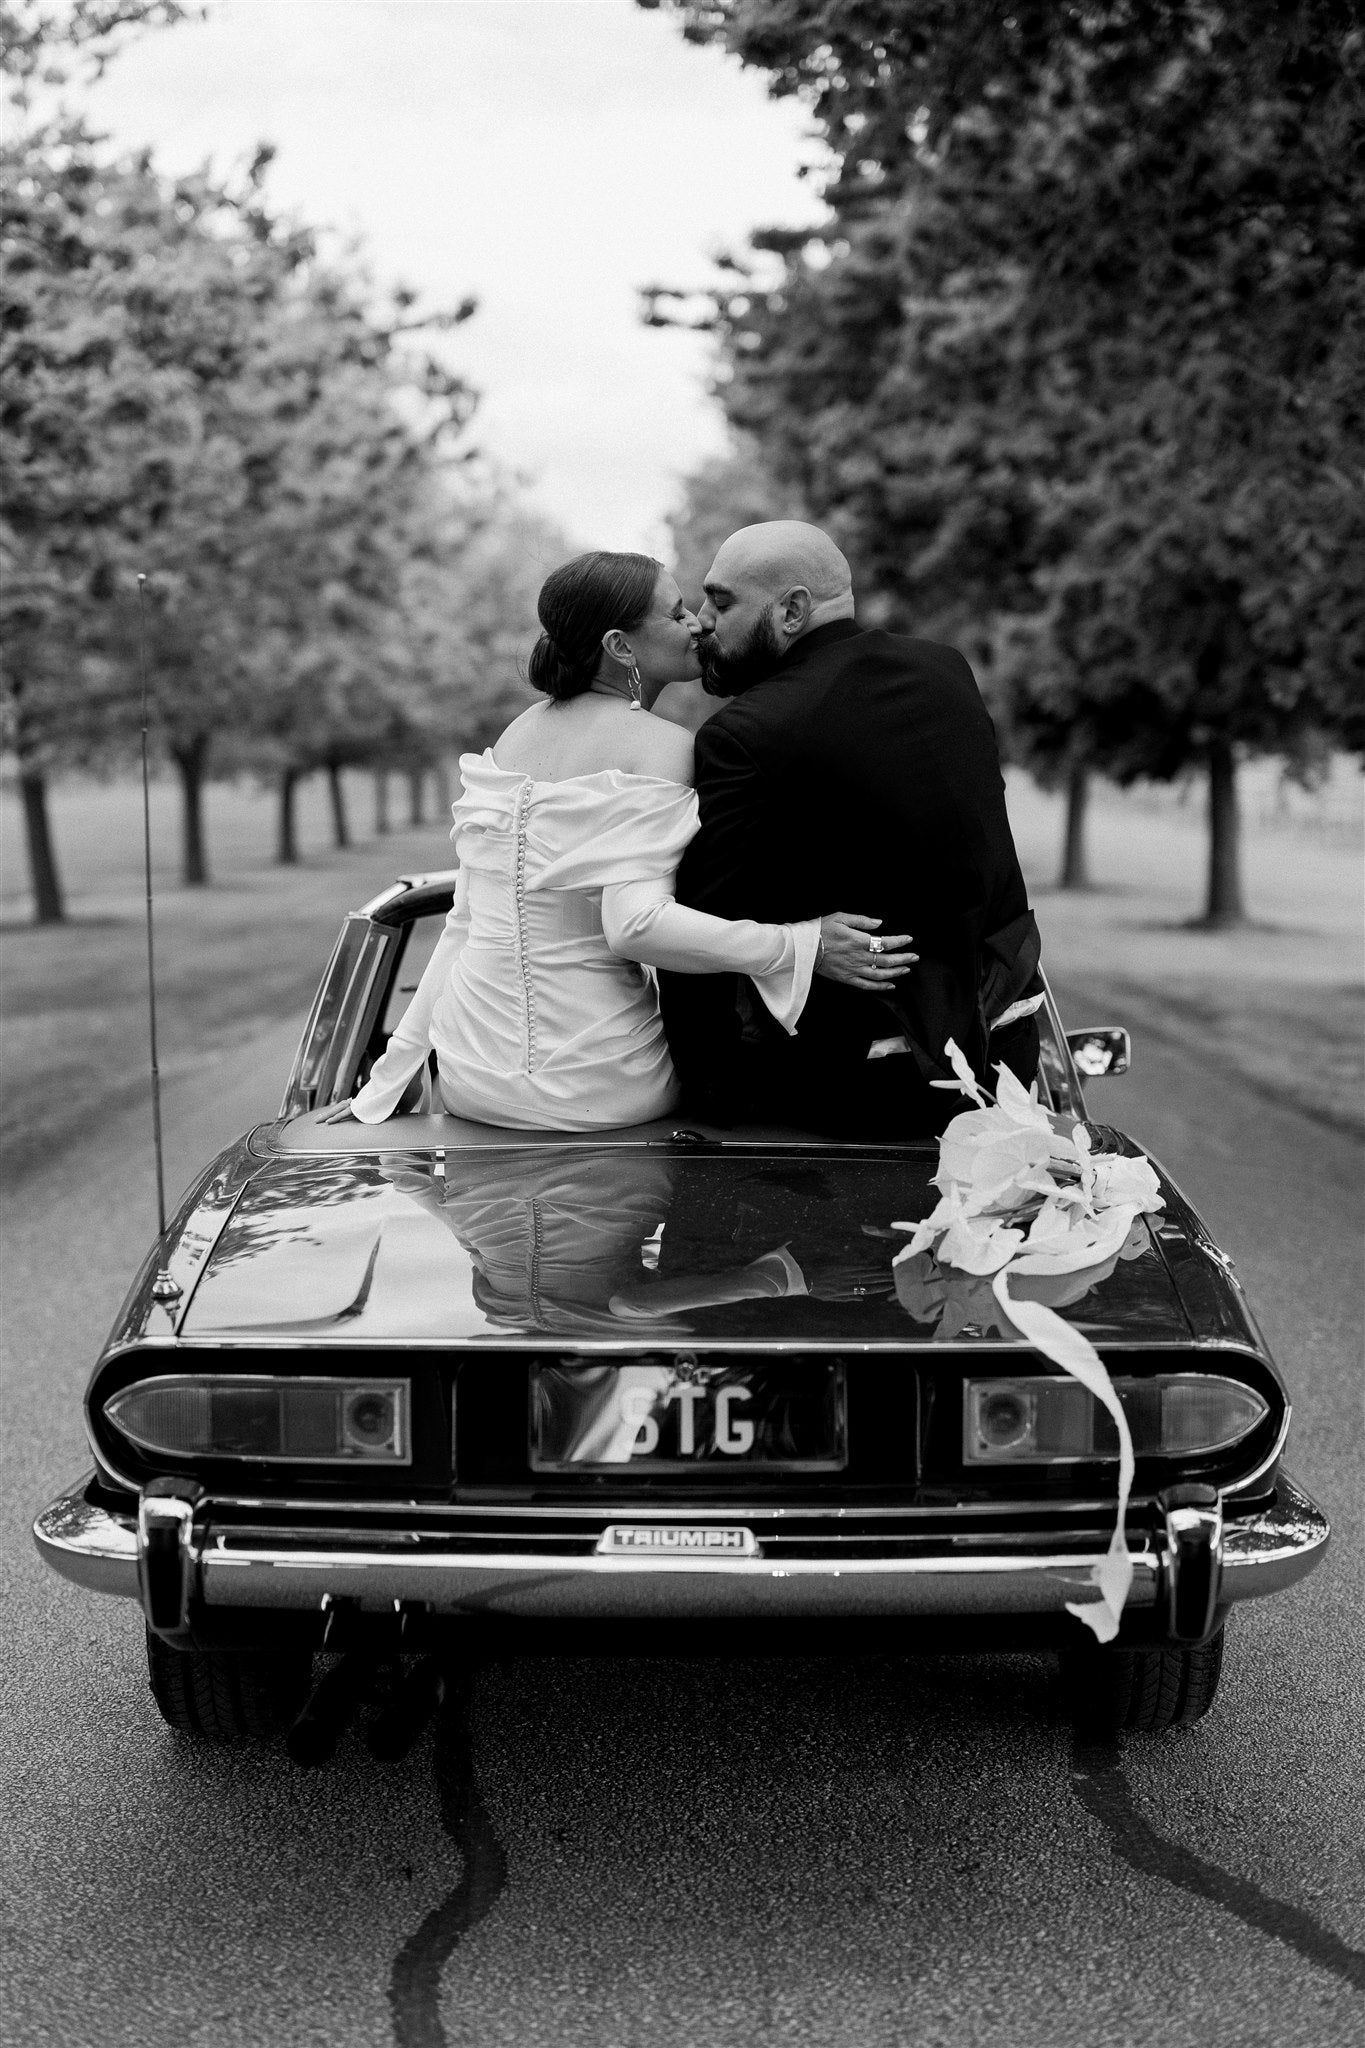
[407,768,424,827]
[1203,737,1246,927]
[19,767,65,924]
[1058,760,1090,890]
[277,767,301,865]
[172,737,210,886]
[327,761,350,849]
[431,760,452,818]
[374,767,390,835]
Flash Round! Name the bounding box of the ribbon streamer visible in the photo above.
[894,1041,1163,1641]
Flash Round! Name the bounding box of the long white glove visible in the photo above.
[601,877,819,1035]
[350,870,471,1122]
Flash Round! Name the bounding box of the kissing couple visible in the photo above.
[351,520,1043,1140]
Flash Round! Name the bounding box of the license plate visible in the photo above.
[530,1359,847,1472]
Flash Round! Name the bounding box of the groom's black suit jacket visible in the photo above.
[659,619,1038,1134]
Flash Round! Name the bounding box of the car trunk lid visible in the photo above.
[179,1143,1192,1347]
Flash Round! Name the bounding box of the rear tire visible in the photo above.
[146,1629,314,1743]
[1060,1624,1225,1735]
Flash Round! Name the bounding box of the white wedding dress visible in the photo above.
[350,750,819,1131]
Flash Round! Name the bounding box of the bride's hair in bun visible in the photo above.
[528,551,660,702]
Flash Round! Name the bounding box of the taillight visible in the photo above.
[963,1373,1267,1464]
[103,1376,409,1464]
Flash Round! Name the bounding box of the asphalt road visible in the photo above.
[2,1010,1362,2048]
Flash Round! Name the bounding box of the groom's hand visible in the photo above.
[816,914,917,992]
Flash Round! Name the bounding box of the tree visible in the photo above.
[414,492,578,759]
[132,156,482,883]
[0,0,200,94]
[662,435,802,603]
[3,140,330,889]
[0,130,206,916]
[3,7,234,912]
[996,404,1365,923]
[644,0,1365,922]
[3,0,509,912]
[219,268,481,868]
[2,110,487,906]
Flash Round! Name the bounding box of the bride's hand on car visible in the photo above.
[816,914,917,991]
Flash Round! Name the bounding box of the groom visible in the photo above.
[658,521,1042,1137]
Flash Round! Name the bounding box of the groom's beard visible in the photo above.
[698,612,784,697]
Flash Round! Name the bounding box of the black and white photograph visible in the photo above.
[2,3,1362,2044]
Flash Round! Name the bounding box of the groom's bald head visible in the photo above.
[707,521,854,613]
[696,520,855,695]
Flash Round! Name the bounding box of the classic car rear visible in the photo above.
[34,874,1330,1750]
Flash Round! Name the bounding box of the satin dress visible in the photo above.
[350,751,819,1132]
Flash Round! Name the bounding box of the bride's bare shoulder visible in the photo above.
[488,702,548,769]
[492,697,693,786]
[578,699,693,783]
[628,708,694,784]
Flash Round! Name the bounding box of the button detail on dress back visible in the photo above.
[511,783,538,1069]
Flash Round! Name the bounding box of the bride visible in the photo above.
[350,550,915,1132]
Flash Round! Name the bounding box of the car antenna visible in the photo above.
[136,572,168,1242]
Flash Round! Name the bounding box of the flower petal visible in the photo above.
[939,1037,992,1108]
[994,1059,1052,1129]
[939,1213,1023,1273]
[1091,1153,1163,1212]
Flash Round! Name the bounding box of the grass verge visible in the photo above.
[1,778,456,1177]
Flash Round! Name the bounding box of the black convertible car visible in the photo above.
[35,872,1329,1752]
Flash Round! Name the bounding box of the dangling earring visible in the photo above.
[626,658,644,708]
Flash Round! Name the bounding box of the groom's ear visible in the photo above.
[778,586,814,638]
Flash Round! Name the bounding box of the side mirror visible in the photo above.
[1066,1027,1131,1078]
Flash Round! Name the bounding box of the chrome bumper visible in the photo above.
[34,1476,1329,1630]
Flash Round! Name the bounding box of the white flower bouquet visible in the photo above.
[893,1043,1166,1641]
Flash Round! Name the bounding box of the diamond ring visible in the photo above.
[868,935,884,956]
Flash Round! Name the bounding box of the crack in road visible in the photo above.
[1072,1737,1365,1991]
[389,1671,508,2048]
[382,1700,1365,2048]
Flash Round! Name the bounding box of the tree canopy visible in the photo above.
[645,0,1364,920]
[1,7,576,917]
[1,122,482,899]
[1,0,575,919]
[0,0,202,93]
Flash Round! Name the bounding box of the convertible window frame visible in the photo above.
[281,916,398,1116]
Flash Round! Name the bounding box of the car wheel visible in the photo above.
[1059,1624,1225,1735]
[145,1629,314,1743]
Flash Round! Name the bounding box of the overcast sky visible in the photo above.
[80,0,826,552]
